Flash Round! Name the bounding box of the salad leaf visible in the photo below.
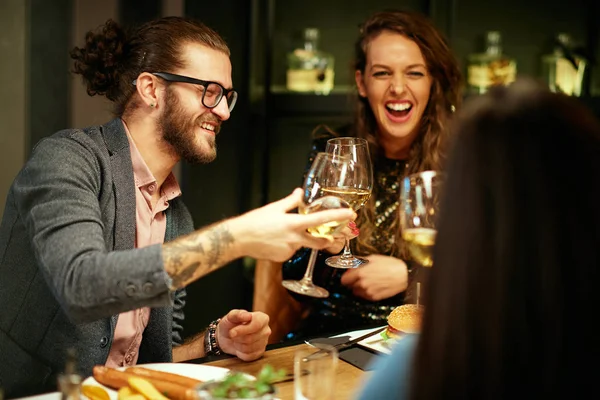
[381,330,390,341]
[203,365,286,399]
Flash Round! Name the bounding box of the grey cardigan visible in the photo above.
[0,119,193,398]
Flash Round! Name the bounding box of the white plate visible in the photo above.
[82,363,231,399]
[357,330,407,354]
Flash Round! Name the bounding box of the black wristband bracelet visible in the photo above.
[204,318,222,356]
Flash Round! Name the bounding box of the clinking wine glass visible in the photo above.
[399,171,443,268]
[282,152,355,298]
[324,137,373,269]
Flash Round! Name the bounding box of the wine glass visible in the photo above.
[324,137,373,269]
[398,171,443,268]
[282,152,355,298]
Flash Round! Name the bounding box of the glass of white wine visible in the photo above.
[324,137,373,269]
[282,152,354,298]
[399,171,443,267]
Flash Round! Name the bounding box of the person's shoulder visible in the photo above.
[36,122,103,143]
[29,121,117,166]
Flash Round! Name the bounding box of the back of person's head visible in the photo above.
[70,16,230,117]
[411,79,600,399]
[353,9,462,169]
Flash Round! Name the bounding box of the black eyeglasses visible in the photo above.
[133,72,238,112]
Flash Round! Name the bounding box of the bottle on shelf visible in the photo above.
[467,31,517,95]
[286,28,334,95]
[541,33,586,96]
[57,348,82,400]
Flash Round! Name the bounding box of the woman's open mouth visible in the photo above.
[385,101,413,122]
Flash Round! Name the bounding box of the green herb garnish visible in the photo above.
[203,365,286,399]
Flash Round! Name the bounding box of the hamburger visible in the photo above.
[384,304,424,339]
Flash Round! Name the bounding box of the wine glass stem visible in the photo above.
[340,239,353,260]
[301,249,319,282]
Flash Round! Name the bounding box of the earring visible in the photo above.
[150,103,155,108]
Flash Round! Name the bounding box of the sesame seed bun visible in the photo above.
[387,304,424,336]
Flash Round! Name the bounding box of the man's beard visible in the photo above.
[159,87,220,164]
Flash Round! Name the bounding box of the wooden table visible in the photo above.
[204,343,371,399]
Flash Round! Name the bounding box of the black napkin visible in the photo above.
[307,335,382,371]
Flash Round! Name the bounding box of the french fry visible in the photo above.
[117,386,137,400]
[121,395,146,400]
[82,385,111,400]
[128,377,170,400]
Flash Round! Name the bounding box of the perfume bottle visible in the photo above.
[467,31,517,94]
[58,348,82,400]
[541,33,586,96]
[286,28,334,95]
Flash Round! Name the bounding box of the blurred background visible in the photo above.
[1,0,598,339]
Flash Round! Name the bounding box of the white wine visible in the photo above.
[320,187,371,211]
[402,228,437,267]
[301,195,351,238]
[306,220,343,238]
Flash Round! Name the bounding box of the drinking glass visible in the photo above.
[399,171,443,267]
[282,152,354,298]
[294,344,338,400]
[324,137,373,269]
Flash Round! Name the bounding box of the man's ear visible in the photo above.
[135,72,160,108]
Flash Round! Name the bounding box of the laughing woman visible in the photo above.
[254,9,463,342]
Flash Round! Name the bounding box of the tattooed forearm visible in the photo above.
[169,261,200,289]
[206,224,236,270]
[163,234,205,289]
[163,221,237,289]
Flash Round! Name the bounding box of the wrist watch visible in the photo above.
[204,318,223,356]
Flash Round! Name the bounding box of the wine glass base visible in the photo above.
[325,255,369,269]
[282,279,329,298]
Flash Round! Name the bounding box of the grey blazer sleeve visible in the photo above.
[13,133,173,323]
[172,288,186,346]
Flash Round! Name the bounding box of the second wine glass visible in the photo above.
[399,171,443,267]
[282,152,355,298]
[324,137,373,269]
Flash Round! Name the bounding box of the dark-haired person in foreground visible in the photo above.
[0,17,354,397]
[356,79,600,399]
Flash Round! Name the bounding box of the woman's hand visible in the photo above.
[340,254,408,301]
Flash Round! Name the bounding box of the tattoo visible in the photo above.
[163,235,205,288]
[163,222,235,289]
[206,224,235,270]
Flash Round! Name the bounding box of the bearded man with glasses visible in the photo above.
[0,16,355,398]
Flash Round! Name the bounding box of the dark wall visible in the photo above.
[28,0,72,153]
[119,0,161,27]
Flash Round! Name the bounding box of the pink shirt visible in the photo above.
[105,123,182,368]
